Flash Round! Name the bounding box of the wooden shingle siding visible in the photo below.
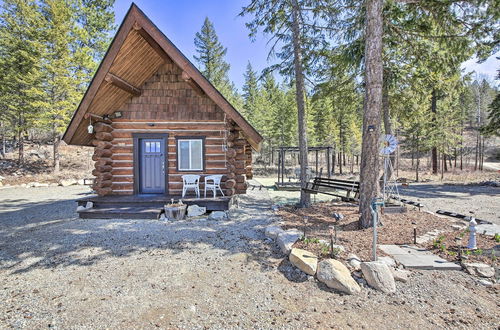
[109,62,231,195]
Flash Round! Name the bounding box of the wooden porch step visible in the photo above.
[78,206,161,219]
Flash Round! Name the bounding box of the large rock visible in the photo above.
[289,248,318,275]
[391,269,410,283]
[277,230,302,254]
[208,211,227,221]
[59,179,77,187]
[360,261,396,293]
[187,205,206,217]
[377,256,397,268]
[347,254,362,271]
[316,259,361,295]
[463,262,495,278]
[265,226,285,239]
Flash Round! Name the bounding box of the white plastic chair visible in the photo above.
[182,175,200,198]
[204,175,225,198]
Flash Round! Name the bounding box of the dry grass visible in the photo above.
[0,143,92,184]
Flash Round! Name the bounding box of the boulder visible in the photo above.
[391,269,410,283]
[208,211,228,221]
[76,206,86,212]
[377,256,397,268]
[277,230,302,254]
[187,205,206,217]
[316,259,361,295]
[463,262,495,278]
[289,248,318,275]
[347,254,362,271]
[360,261,396,293]
[265,226,285,239]
[60,179,77,187]
[85,202,93,209]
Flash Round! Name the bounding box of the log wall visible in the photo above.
[89,61,253,196]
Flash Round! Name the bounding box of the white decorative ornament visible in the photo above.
[380,134,398,155]
[87,124,94,134]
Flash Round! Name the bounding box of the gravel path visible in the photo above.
[399,183,500,225]
[0,186,498,329]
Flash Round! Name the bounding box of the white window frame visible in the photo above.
[177,138,204,171]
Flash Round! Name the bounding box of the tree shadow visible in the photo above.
[0,189,285,277]
[399,183,499,201]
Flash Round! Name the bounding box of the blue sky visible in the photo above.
[114,0,498,90]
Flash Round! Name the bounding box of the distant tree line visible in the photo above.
[0,0,115,171]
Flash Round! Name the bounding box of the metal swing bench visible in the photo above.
[302,177,360,202]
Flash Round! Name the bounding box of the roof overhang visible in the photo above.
[63,3,263,151]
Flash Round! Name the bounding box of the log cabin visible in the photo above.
[63,4,262,218]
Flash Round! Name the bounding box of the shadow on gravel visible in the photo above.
[0,190,283,277]
[399,184,499,201]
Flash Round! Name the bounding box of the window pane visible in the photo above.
[145,142,151,153]
[155,142,160,153]
[179,141,190,169]
[191,140,202,170]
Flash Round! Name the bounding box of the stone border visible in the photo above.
[264,224,405,295]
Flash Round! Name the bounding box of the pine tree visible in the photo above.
[194,17,240,105]
[0,0,45,164]
[242,61,259,125]
[240,0,333,207]
[36,0,114,172]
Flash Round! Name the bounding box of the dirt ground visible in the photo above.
[0,185,499,329]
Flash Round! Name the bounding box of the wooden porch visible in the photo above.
[76,194,233,219]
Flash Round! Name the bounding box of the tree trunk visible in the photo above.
[332,148,336,174]
[441,153,444,180]
[359,0,383,228]
[53,131,61,173]
[474,130,479,170]
[339,152,343,174]
[415,138,420,182]
[0,121,5,159]
[18,129,24,165]
[431,90,438,174]
[291,0,310,207]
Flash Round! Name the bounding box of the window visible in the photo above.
[177,138,204,171]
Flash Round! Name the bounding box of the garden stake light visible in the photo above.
[329,226,335,258]
[412,221,417,244]
[303,217,308,239]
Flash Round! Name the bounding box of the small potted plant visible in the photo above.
[164,199,187,220]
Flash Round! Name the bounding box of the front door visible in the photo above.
[139,138,166,194]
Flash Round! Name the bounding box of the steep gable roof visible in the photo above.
[63,3,262,150]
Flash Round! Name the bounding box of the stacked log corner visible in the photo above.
[225,120,248,195]
[244,142,253,180]
[91,121,114,196]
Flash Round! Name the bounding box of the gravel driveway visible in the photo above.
[399,183,500,225]
[0,186,498,329]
